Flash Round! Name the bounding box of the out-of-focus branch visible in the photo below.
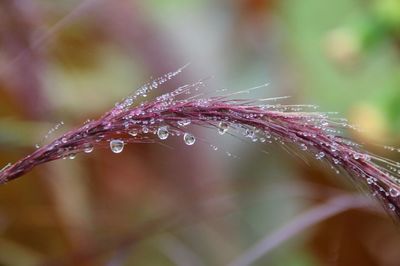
[228,194,379,266]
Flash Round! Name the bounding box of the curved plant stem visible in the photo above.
[1,74,400,219]
[228,194,378,266]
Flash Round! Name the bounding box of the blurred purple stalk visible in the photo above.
[228,194,376,266]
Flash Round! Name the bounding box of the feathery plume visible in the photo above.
[1,67,400,219]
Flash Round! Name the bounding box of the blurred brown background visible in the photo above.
[1,0,400,265]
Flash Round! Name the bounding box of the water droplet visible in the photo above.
[129,130,138,137]
[35,144,40,149]
[83,144,94,154]
[390,188,400,197]
[178,120,191,127]
[244,129,254,138]
[316,152,325,160]
[110,139,124,153]
[68,153,76,160]
[353,153,360,160]
[210,145,218,151]
[218,122,229,135]
[142,126,149,133]
[183,133,195,145]
[61,137,68,143]
[157,126,169,140]
[300,144,308,151]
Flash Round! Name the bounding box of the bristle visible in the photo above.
[1,72,400,220]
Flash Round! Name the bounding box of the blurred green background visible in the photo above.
[1,0,400,265]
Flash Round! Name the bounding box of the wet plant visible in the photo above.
[1,67,400,220]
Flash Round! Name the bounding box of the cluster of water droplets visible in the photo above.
[106,121,199,154]
[315,152,325,160]
[44,121,64,140]
[35,121,65,149]
[384,145,400,153]
[178,119,191,127]
[114,64,189,112]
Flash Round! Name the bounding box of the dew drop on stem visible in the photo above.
[390,187,400,197]
[129,130,138,137]
[84,144,94,154]
[110,139,124,153]
[157,126,169,140]
[316,152,325,160]
[183,133,196,145]
[178,120,191,127]
[218,122,229,135]
[244,129,254,138]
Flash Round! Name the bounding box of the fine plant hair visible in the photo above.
[1,66,400,220]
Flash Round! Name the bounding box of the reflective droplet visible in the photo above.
[110,139,124,153]
[157,126,169,140]
[353,153,360,160]
[83,144,94,153]
[178,120,191,127]
[183,133,195,145]
[300,144,308,151]
[35,144,40,149]
[142,126,149,133]
[244,129,254,138]
[390,187,400,197]
[218,122,229,135]
[316,152,325,160]
[129,130,138,137]
[68,153,76,160]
